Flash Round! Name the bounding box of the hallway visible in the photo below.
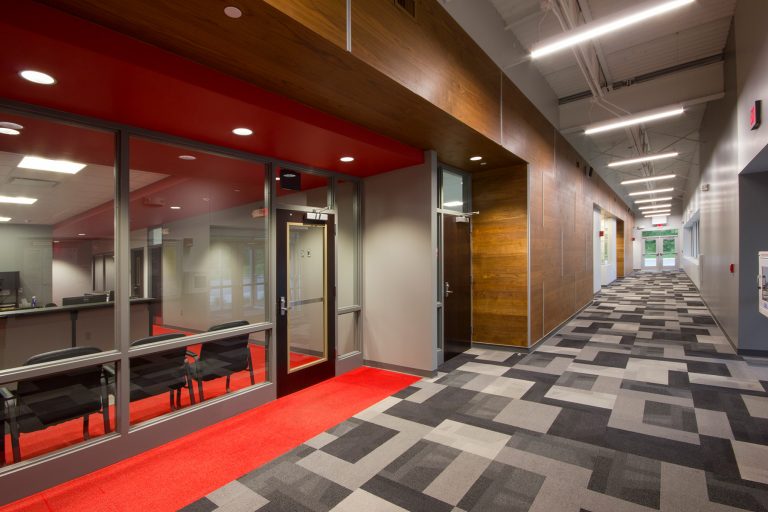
[184,271,768,511]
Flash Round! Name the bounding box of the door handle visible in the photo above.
[445,281,453,298]
[280,296,290,316]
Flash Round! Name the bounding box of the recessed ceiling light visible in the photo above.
[621,174,677,185]
[170,206,181,210]
[0,195,37,205]
[19,70,56,85]
[232,127,253,136]
[585,107,684,135]
[0,128,20,136]
[634,196,673,204]
[283,172,296,178]
[18,156,86,174]
[77,233,86,236]
[275,177,281,181]
[530,0,695,59]
[611,153,678,168]
[340,156,355,163]
[178,155,196,161]
[638,204,672,210]
[628,187,674,197]
[0,122,23,130]
[53,240,59,243]
[443,201,464,207]
[470,156,483,161]
[0,217,11,222]
[224,6,243,18]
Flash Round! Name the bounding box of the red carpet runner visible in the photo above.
[1,367,420,512]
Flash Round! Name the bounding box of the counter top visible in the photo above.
[0,298,157,319]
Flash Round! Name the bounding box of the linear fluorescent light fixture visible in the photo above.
[18,156,86,174]
[0,217,11,222]
[611,153,678,168]
[443,201,464,207]
[635,196,673,204]
[621,174,676,185]
[644,214,669,218]
[638,204,672,210]
[531,0,695,59]
[643,210,671,215]
[585,108,684,135]
[628,187,674,197]
[0,195,37,205]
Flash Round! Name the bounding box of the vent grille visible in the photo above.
[8,177,59,188]
[394,0,416,18]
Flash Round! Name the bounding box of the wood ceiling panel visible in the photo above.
[36,0,521,171]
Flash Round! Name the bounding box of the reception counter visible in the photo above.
[0,299,155,370]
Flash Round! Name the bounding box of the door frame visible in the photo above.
[436,164,473,364]
[274,208,336,397]
[641,236,679,270]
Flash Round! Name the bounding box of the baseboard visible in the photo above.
[697,294,738,352]
[738,349,768,357]
[363,359,435,378]
[470,341,527,353]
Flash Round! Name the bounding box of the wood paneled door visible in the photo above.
[443,214,472,361]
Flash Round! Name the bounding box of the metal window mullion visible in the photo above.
[116,130,131,435]
[267,162,277,383]
[355,179,364,355]
[0,352,121,386]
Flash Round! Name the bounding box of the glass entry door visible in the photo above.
[643,238,659,270]
[660,237,678,268]
[276,209,335,396]
[642,237,678,270]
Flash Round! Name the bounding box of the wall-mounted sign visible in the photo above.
[750,100,762,130]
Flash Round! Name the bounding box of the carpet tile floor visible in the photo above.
[183,271,768,511]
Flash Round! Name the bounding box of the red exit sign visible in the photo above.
[751,100,762,130]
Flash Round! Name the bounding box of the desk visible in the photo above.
[0,299,156,370]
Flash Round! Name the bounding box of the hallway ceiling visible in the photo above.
[444,0,737,218]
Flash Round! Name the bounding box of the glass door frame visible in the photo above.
[642,236,679,270]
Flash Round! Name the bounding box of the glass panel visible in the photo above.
[644,258,658,267]
[336,180,357,307]
[338,311,358,356]
[128,330,267,424]
[441,170,466,212]
[662,238,676,254]
[662,258,677,267]
[0,112,115,371]
[128,138,267,342]
[275,166,328,209]
[288,223,326,371]
[644,239,657,255]
[601,219,610,264]
[0,359,116,465]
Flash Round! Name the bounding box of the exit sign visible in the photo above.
[751,100,762,130]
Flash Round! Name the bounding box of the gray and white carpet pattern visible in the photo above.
[183,271,768,511]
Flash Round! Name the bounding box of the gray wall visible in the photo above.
[363,152,437,374]
[0,224,53,305]
[738,172,768,351]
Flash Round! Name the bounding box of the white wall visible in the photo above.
[363,152,437,374]
[593,209,601,292]
[600,217,617,286]
[0,225,53,305]
[52,240,92,304]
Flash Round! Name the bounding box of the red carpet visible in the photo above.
[1,366,420,512]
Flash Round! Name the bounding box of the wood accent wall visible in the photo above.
[35,0,636,345]
[617,220,625,278]
[472,165,528,346]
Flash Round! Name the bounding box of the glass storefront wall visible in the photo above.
[0,107,362,467]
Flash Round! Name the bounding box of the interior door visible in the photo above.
[276,209,335,397]
[443,215,471,361]
[642,238,659,270]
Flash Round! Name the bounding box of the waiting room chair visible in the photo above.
[186,320,254,401]
[129,333,195,411]
[0,347,111,464]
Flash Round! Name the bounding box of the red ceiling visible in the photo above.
[0,2,424,177]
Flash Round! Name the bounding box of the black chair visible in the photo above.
[186,320,254,401]
[0,347,111,464]
[129,333,195,411]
